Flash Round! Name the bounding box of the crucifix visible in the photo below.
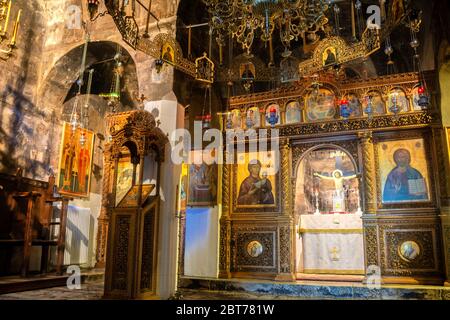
[314,169,359,213]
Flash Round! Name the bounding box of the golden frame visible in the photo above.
[187,162,218,207]
[233,150,279,211]
[374,131,436,209]
[57,122,95,198]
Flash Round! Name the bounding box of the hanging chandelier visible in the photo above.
[205,0,329,56]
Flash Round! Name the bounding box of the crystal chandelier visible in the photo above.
[205,0,329,56]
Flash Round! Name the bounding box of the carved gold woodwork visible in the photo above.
[104,1,198,79]
[298,29,381,77]
[216,54,278,83]
[138,33,197,78]
[373,130,437,210]
[362,215,444,284]
[358,132,377,214]
[219,139,295,280]
[102,110,168,299]
[219,150,232,278]
[217,66,446,284]
[280,140,292,217]
[225,73,435,134]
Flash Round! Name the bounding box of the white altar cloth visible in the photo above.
[298,214,365,274]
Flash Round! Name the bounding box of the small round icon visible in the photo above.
[398,241,421,262]
[247,241,263,258]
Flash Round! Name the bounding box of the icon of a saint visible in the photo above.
[162,45,174,64]
[383,148,428,202]
[237,159,275,205]
[323,48,337,66]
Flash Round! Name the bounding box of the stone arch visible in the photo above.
[38,41,139,118]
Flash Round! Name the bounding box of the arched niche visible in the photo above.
[294,145,361,217]
[39,41,139,118]
[293,144,364,278]
[30,41,140,184]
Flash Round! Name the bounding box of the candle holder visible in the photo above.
[314,190,320,216]
[364,95,374,122]
[339,98,352,120]
[389,92,400,115]
[265,107,279,127]
[0,0,21,61]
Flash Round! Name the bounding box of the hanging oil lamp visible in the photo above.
[417,84,429,109]
[87,0,100,20]
[364,95,374,120]
[389,91,400,115]
[339,98,352,120]
[266,106,279,127]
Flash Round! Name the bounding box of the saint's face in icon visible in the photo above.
[250,161,261,177]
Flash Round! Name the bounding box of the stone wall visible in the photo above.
[0,0,181,285]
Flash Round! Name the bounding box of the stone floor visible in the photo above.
[0,281,316,300]
[0,279,449,300]
[0,280,104,300]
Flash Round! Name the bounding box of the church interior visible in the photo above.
[0,0,450,301]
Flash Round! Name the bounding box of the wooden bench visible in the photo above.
[0,170,72,277]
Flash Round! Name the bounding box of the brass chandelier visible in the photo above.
[205,0,329,56]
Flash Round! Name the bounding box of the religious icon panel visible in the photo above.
[362,91,386,115]
[285,101,302,124]
[264,104,281,126]
[306,88,336,122]
[387,88,409,114]
[245,106,260,129]
[227,109,242,129]
[187,162,218,206]
[115,155,135,206]
[322,46,337,66]
[377,138,430,204]
[346,93,362,117]
[411,85,424,111]
[57,122,94,197]
[161,42,175,64]
[236,150,278,208]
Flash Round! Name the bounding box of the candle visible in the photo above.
[351,0,356,38]
[2,0,11,34]
[9,8,20,46]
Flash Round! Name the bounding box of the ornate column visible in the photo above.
[177,211,186,277]
[275,139,296,281]
[358,131,379,280]
[95,147,113,268]
[280,139,293,217]
[432,127,450,286]
[358,131,377,214]
[219,150,231,279]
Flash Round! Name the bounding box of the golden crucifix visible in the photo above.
[314,169,358,197]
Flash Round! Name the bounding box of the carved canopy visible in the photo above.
[106,110,168,161]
